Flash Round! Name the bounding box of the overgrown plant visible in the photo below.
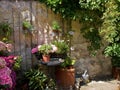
[100,0,120,67]
[0,22,13,42]
[52,21,61,31]
[38,0,107,54]
[22,21,33,30]
[25,69,56,90]
[61,56,76,68]
[52,40,69,54]
[38,44,52,55]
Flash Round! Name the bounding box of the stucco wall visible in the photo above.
[0,1,111,77]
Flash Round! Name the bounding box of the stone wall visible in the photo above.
[0,0,111,77]
[71,20,112,77]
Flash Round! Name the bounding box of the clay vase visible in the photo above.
[55,67,75,87]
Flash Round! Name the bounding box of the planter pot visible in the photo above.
[42,55,50,62]
[55,67,75,87]
[112,67,120,80]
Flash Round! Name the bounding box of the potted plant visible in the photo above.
[51,40,69,58]
[52,21,61,34]
[38,44,52,62]
[0,22,12,42]
[22,21,33,30]
[55,56,76,87]
[104,43,120,80]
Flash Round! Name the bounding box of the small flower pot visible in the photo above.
[42,55,50,62]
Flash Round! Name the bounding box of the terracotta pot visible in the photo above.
[112,67,120,80]
[55,67,75,87]
[42,55,50,62]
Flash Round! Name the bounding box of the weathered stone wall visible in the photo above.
[0,1,111,77]
[71,20,112,77]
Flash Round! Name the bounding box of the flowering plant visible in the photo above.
[0,41,12,52]
[0,41,22,89]
[31,44,58,55]
[0,55,22,89]
[0,58,12,88]
[0,41,12,56]
[51,40,69,54]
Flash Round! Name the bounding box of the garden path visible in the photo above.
[80,80,120,90]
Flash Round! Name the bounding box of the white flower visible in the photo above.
[37,45,41,49]
[51,44,58,53]
[6,44,13,52]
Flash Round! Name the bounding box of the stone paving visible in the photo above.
[80,80,120,90]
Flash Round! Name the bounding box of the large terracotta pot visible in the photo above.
[55,67,75,87]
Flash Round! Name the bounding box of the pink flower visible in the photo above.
[0,41,13,52]
[31,47,38,54]
[0,67,12,88]
[7,55,14,59]
[9,59,15,64]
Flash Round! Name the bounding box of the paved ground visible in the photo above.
[80,80,120,90]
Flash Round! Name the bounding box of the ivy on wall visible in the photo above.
[100,0,120,66]
[0,22,13,42]
[39,0,80,19]
[38,0,120,58]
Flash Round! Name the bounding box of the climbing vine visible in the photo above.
[38,0,120,58]
[100,0,120,66]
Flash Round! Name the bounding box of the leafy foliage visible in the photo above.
[79,0,107,11]
[38,0,107,53]
[13,56,22,71]
[25,69,56,90]
[104,43,120,57]
[22,21,33,30]
[38,0,120,67]
[39,0,80,19]
[0,22,13,42]
[38,44,52,55]
[100,0,120,66]
[61,56,76,68]
[52,21,61,31]
[52,40,69,54]
[100,0,120,43]
[111,56,120,67]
